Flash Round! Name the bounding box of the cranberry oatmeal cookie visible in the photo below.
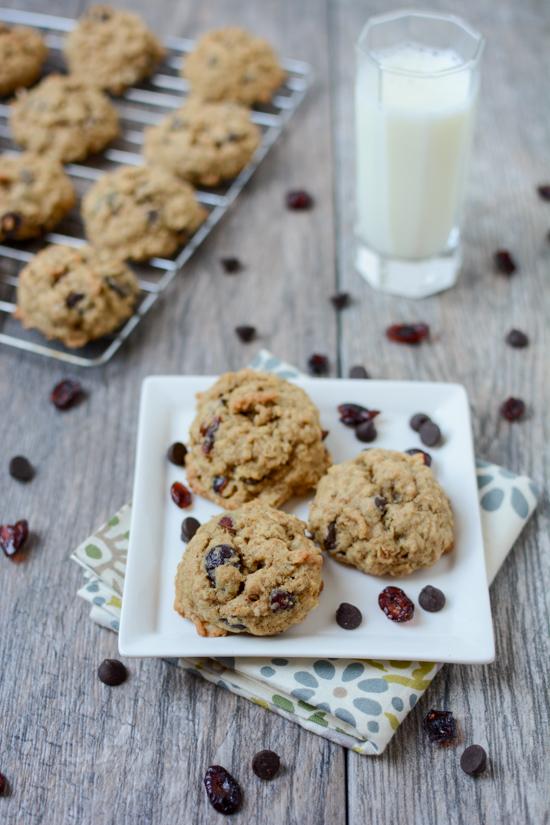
[0,23,47,97]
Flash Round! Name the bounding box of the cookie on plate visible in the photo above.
[174,503,323,637]
[0,153,76,242]
[182,27,285,106]
[143,99,261,187]
[9,75,120,163]
[81,165,207,261]
[15,243,140,348]
[63,5,165,95]
[185,369,331,509]
[309,448,454,577]
[0,23,47,97]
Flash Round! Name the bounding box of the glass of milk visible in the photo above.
[355,10,484,298]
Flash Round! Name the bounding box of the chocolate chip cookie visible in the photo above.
[182,27,285,106]
[186,370,331,510]
[309,448,454,577]
[0,23,47,97]
[174,503,323,637]
[0,153,75,242]
[10,75,120,163]
[143,99,261,187]
[15,244,140,348]
[64,5,165,95]
[82,165,207,261]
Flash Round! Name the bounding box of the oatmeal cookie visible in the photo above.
[0,23,47,97]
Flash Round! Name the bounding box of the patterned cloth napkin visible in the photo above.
[71,351,539,755]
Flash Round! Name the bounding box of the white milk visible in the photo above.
[356,44,477,260]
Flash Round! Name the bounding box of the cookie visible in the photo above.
[143,99,261,187]
[15,244,140,348]
[0,23,47,97]
[0,153,76,242]
[309,448,454,577]
[64,5,165,96]
[10,75,120,163]
[182,27,285,106]
[174,503,323,637]
[82,165,207,261]
[186,369,331,510]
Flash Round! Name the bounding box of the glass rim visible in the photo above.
[356,8,485,77]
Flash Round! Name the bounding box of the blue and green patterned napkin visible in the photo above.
[71,351,539,755]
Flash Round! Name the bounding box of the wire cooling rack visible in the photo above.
[0,8,311,367]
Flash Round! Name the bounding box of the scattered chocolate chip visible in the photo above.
[204,765,243,815]
[219,515,236,534]
[181,516,200,542]
[424,709,457,743]
[65,291,85,309]
[330,292,351,310]
[51,378,83,411]
[460,745,487,776]
[349,365,370,379]
[213,475,228,494]
[335,602,362,630]
[409,412,431,432]
[1,211,22,237]
[205,544,241,583]
[494,249,517,275]
[0,520,29,558]
[9,455,34,483]
[97,658,127,686]
[286,189,314,210]
[270,588,296,611]
[405,448,432,466]
[505,329,529,348]
[202,417,221,454]
[419,420,441,447]
[220,257,243,274]
[386,322,430,345]
[500,397,526,422]
[308,353,329,376]
[0,772,7,796]
[378,586,414,622]
[338,403,379,427]
[235,325,256,343]
[252,750,281,780]
[324,520,337,550]
[537,184,550,201]
[170,481,192,508]
[167,442,187,466]
[419,585,446,612]
[356,420,377,442]
[374,495,387,512]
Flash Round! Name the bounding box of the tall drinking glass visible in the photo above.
[355,10,484,298]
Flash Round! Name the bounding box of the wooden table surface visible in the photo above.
[1,0,548,823]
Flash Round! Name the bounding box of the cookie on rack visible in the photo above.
[143,98,261,187]
[174,502,323,637]
[0,23,47,97]
[309,448,454,577]
[182,27,285,106]
[15,243,140,348]
[81,165,207,261]
[9,75,120,163]
[63,5,165,96]
[0,153,76,242]
[185,369,331,510]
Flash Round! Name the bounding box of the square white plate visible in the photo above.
[119,376,495,664]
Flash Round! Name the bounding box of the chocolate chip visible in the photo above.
[205,544,241,583]
[537,184,550,201]
[252,750,281,780]
[505,329,529,348]
[220,257,243,274]
[97,659,127,686]
[146,209,159,224]
[235,325,256,343]
[9,455,34,483]
[494,249,517,275]
[0,771,8,796]
[335,602,362,630]
[167,442,187,466]
[356,420,377,442]
[409,412,431,432]
[181,516,200,542]
[419,585,446,612]
[66,292,85,309]
[324,520,337,550]
[330,292,351,310]
[270,589,296,611]
[374,495,387,512]
[308,353,329,376]
[349,365,370,379]
[405,448,432,466]
[419,420,441,447]
[460,745,487,776]
[286,189,314,210]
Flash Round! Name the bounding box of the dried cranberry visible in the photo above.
[212,475,228,494]
[286,189,314,210]
[386,323,430,345]
[324,520,337,550]
[167,442,187,466]
[337,403,379,427]
[419,420,441,447]
[219,515,236,534]
[202,417,221,454]
[409,413,430,432]
[252,750,280,780]
[500,397,526,422]
[181,516,200,542]
[170,482,192,508]
[204,544,241,583]
[204,766,242,815]
[423,709,457,743]
[9,455,34,482]
[270,588,296,611]
[0,520,29,558]
[1,211,22,237]
[405,448,432,467]
[378,586,414,622]
[419,585,446,612]
[356,420,377,443]
[505,329,529,348]
[97,659,127,686]
[460,745,487,776]
[494,249,517,275]
[0,772,7,796]
[349,365,370,379]
[51,378,83,410]
[65,291,85,309]
[235,325,256,343]
[308,353,329,376]
[330,292,351,310]
[335,602,362,630]
[537,184,550,201]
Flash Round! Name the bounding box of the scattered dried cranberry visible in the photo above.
[286,189,314,210]
[50,378,83,410]
[181,516,200,542]
[378,586,414,622]
[494,249,517,275]
[204,544,241,583]
[308,353,329,376]
[423,709,457,743]
[167,442,187,466]
[419,585,446,612]
[219,515,236,534]
[500,397,526,422]
[338,403,379,427]
[0,520,29,558]
[537,184,550,201]
[270,588,296,611]
[324,521,337,550]
[386,323,430,345]
[201,417,221,454]
[170,481,192,508]
[505,329,529,348]
[356,420,377,443]
[330,292,351,310]
[235,325,256,343]
[409,412,430,432]
[0,771,7,796]
[335,602,362,630]
[405,448,432,466]
[212,475,228,494]
[252,750,281,780]
[460,745,487,776]
[220,256,243,274]
[419,419,441,447]
[204,765,242,815]
[97,659,127,686]
[9,455,34,482]
[349,365,370,379]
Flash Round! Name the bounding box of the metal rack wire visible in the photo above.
[0,8,312,366]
